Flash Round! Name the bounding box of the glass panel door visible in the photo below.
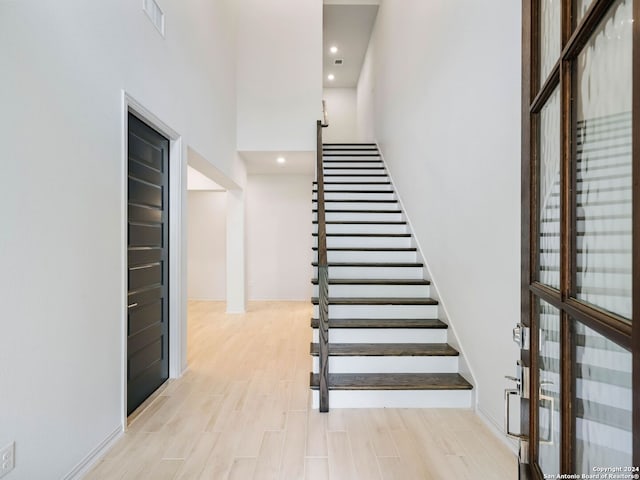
[522,0,637,477]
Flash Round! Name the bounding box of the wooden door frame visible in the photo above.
[521,0,639,476]
[121,92,187,427]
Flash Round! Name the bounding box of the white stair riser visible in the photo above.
[315,212,404,222]
[314,236,413,248]
[312,283,430,298]
[313,224,408,234]
[323,161,383,168]
[312,356,458,374]
[314,192,396,201]
[314,202,399,211]
[323,156,381,161]
[324,176,389,183]
[316,250,417,263]
[314,304,438,319]
[314,266,424,279]
[311,390,472,409]
[319,183,392,192]
[312,328,447,343]
[324,169,386,175]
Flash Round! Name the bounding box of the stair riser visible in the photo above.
[323,176,389,183]
[312,283,430,298]
[314,236,413,248]
[312,356,458,374]
[316,250,417,263]
[313,224,408,234]
[311,390,473,409]
[322,161,383,168]
[314,304,438,319]
[314,266,424,279]
[314,212,404,222]
[312,328,447,343]
[317,183,393,192]
[314,192,396,201]
[323,169,386,175]
[314,202,399,211]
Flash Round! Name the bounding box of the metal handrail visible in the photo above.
[316,118,329,412]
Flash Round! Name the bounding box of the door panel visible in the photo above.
[127,113,169,415]
[521,0,637,476]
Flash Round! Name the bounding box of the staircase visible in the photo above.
[310,142,473,409]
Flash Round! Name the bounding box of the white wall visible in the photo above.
[0,0,240,478]
[358,0,522,433]
[323,88,357,143]
[188,191,227,300]
[236,0,323,151]
[246,175,314,300]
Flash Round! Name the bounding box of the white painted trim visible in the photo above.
[477,405,519,455]
[121,91,186,429]
[376,144,479,405]
[62,426,123,480]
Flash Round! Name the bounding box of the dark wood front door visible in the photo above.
[520,0,638,477]
[127,112,170,415]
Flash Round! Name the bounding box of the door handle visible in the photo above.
[504,374,528,440]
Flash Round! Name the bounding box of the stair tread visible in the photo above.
[323,143,377,146]
[322,160,383,163]
[312,233,411,237]
[315,181,391,184]
[313,189,394,193]
[323,166,385,170]
[311,278,427,284]
[310,343,458,356]
[311,247,416,252]
[310,318,447,329]
[313,220,406,225]
[311,297,437,305]
[312,262,423,267]
[324,174,388,177]
[309,373,473,390]
[313,209,403,213]
[321,200,398,203]
[323,154,381,157]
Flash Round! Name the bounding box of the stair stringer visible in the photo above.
[375,143,478,408]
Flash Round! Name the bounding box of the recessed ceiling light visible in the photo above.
[277,157,286,164]
[330,46,338,54]
[327,74,335,81]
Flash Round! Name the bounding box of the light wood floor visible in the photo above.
[86,301,517,480]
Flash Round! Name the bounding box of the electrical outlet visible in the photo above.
[0,442,15,478]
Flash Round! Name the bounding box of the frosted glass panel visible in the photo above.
[538,88,561,288]
[576,0,595,24]
[574,321,632,473]
[538,300,560,476]
[574,0,632,319]
[540,0,561,84]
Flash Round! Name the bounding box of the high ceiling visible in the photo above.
[323,3,379,88]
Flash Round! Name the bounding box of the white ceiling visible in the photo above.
[240,151,315,175]
[323,3,379,88]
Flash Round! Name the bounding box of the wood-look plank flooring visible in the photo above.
[86,301,517,480]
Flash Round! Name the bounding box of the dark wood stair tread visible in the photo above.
[310,343,458,356]
[310,318,447,329]
[313,209,402,213]
[323,154,381,157]
[322,160,383,163]
[309,373,473,390]
[311,247,416,252]
[323,166,385,170]
[321,200,398,203]
[311,297,437,305]
[312,233,411,237]
[313,189,394,193]
[311,278,427,284]
[313,220,406,225]
[312,262,423,267]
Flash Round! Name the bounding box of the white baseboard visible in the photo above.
[476,406,518,455]
[62,425,123,480]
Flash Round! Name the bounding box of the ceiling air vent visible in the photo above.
[143,0,165,37]
[334,59,344,65]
